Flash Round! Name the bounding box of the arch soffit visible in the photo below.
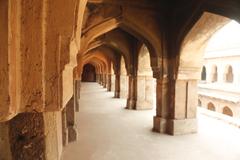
[83,55,109,73]
[84,58,106,73]
[86,42,128,65]
[80,16,160,67]
[176,0,240,78]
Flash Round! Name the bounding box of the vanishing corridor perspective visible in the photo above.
[61,83,240,160]
[0,0,240,160]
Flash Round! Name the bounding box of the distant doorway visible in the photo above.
[82,64,96,82]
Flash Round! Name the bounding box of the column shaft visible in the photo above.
[114,74,120,98]
[126,75,137,109]
[66,97,78,142]
[107,74,111,91]
[153,78,198,135]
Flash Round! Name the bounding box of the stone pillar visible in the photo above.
[114,74,120,98]
[66,97,78,142]
[120,75,128,98]
[98,74,101,85]
[0,111,63,160]
[100,74,103,86]
[96,74,100,83]
[62,108,68,146]
[126,75,137,109]
[103,74,107,88]
[153,78,172,134]
[153,78,198,135]
[74,79,81,112]
[136,75,154,110]
[107,74,111,91]
[111,74,115,92]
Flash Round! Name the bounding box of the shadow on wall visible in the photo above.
[82,64,96,82]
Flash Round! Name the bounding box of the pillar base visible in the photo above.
[126,99,136,110]
[153,116,167,133]
[68,126,78,142]
[62,129,69,146]
[114,92,120,98]
[153,116,198,135]
[103,81,107,88]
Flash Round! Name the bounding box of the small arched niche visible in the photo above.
[207,102,216,111]
[201,66,207,81]
[224,65,234,83]
[211,65,218,83]
[222,106,233,117]
[198,99,202,107]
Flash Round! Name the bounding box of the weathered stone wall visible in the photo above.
[0,111,64,160]
[9,113,45,160]
[0,122,12,160]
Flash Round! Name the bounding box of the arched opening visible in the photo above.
[198,99,202,107]
[201,66,207,81]
[207,102,216,111]
[224,65,234,83]
[81,63,96,82]
[137,44,155,110]
[211,65,218,83]
[223,106,233,117]
[120,56,128,99]
[187,17,240,128]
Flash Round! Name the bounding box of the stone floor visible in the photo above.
[62,83,240,160]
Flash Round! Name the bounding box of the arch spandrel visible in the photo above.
[177,12,230,80]
[79,4,164,70]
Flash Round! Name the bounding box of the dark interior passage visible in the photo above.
[82,64,96,82]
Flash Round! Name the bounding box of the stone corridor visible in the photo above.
[62,83,240,160]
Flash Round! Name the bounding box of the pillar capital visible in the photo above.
[152,67,163,79]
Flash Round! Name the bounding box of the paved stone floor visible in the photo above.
[62,83,240,160]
